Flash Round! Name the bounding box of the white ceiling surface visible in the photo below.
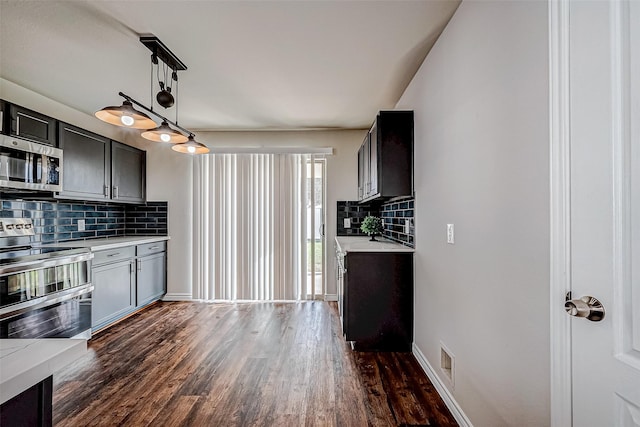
[0,1,459,131]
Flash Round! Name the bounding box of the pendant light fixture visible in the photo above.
[141,120,188,143]
[171,135,210,154]
[94,100,157,129]
[95,35,209,154]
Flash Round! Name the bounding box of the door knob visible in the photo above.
[564,294,605,322]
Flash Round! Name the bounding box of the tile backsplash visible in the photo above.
[336,198,415,248]
[336,201,377,236]
[380,199,414,247]
[0,199,168,244]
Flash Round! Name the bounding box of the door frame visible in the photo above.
[550,1,632,425]
[549,0,574,425]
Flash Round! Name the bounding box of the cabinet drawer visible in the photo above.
[136,241,166,257]
[93,246,135,266]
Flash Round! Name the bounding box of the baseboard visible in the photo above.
[162,293,193,301]
[412,343,474,427]
[324,294,338,301]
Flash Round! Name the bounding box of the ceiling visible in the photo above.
[0,1,459,131]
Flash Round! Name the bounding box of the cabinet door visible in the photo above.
[368,121,378,196]
[9,104,57,145]
[357,144,365,200]
[363,134,371,197]
[111,141,145,204]
[0,100,6,135]
[136,252,166,307]
[57,124,110,200]
[92,260,135,329]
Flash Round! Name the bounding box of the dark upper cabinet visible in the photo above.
[57,123,111,201]
[8,104,57,146]
[111,141,146,204]
[358,110,413,203]
[57,125,146,204]
[357,141,364,200]
[0,100,6,135]
[368,122,379,196]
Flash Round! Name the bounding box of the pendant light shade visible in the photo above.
[141,121,188,143]
[171,135,210,154]
[95,100,157,129]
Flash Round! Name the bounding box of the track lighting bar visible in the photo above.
[118,92,193,138]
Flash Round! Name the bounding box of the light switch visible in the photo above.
[405,219,410,234]
[78,219,86,232]
[447,224,454,244]
[344,218,351,228]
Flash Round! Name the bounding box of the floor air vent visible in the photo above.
[440,343,455,388]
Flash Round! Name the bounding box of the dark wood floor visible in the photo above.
[52,301,457,426]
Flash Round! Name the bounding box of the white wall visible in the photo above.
[195,130,363,297]
[396,2,550,426]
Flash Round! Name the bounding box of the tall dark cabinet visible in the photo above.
[358,110,413,203]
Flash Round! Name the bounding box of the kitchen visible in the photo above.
[1,1,636,426]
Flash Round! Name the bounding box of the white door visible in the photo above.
[562,0,640,425]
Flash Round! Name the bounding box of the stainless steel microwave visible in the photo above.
[0,134,63,191]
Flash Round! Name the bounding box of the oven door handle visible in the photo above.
[0,283,94,321]
[0,252,94,276]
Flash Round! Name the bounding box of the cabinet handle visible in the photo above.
[113,186,119,199]
[137,259,142,272]
[103,185,109,197]
[148,246,160,250]
[107,252,120,257]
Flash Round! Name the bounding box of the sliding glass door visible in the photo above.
[193,153,326,301]
[306,157,325,299]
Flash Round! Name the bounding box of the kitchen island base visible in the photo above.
[0,376,52,427]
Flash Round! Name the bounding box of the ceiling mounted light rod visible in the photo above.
[95,34,209,154]
[139,35,187,71]
[118,92,191,137]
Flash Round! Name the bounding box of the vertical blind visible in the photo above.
[193,153,311,301]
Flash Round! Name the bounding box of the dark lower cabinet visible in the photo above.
[341,252,413,351]
[0,375,52,427]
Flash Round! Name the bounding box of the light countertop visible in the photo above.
[335,236,414,253]
[0,339,87,404]
[40,236,170,251]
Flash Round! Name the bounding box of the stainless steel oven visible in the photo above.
[0,219,93,339]
[0,134,62,192]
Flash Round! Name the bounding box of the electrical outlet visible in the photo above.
[344,218,351,228]
[78,219,85,232]
[447,224,454,244]
[405,219,410,234]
